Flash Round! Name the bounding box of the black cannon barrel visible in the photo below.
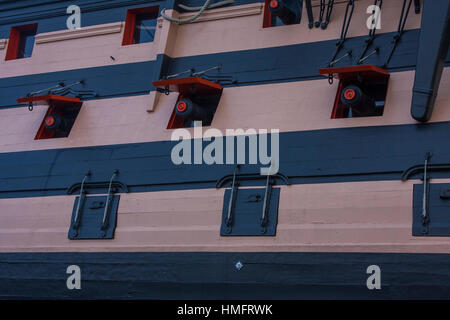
[268,0,300,25]
[175,98,211,121]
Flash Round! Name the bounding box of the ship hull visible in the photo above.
[1,0,450,300]
[2,252,450,300]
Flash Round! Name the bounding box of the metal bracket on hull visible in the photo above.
[400,160,450,182]
[412,181,450,237]
[67,179,128,195]
[402,153,450,236]
[216,171,290,188]
[420,153,432,234]
[217,166,287,236]
[156,65,235,89]
[17,81,97,111]
[71,171,91,236]
[223,165,239,234]
[68,170,124,240]
[260,174,274,234]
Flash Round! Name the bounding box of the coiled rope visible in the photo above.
[161,0,235,24]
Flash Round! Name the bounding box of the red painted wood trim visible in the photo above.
[263,0,273,28]
[5,23,37,61]
[153,77,223,91]
[319,65,389,77]
[5,27,20,61]
[167,94,185,129]
[34,106,56,140]
[17,95,81,104]
[330,81,346,119]
[122,10,137,45]
[122,6,160,46]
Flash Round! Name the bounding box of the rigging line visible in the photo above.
[339,0,354,40]
[161,0,211,24]
[28,80,85,97]
[398,0,413,35]
[305,0,314,29]
[357,0,383,64]
[383,0,413,67]
[161,0,234,24]
[328,0,355,67]
[102,171,118,227]
[315,0,325,27]
[297,0,304,25]
[193,65,235,83]
[28,83,64,97]
[192,65,221,77]
[166,69,194,79]
[178,0,234,11]
[322,0,335,29]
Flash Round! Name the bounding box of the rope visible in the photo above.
[328,0,355,66]
[161,0,211,24]
[322,0,335,29]
[305,0,314,28]
[315,0,325,27]
[383,0,413,67]
[297,0,303,25]
[339,0,354,41]
[161,0,234,24]
[397,0,413,36]
[357,0,383,64]
[178,0,234,11]
[164,65,236,85]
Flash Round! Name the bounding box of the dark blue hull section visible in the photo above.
[1,252,450,300]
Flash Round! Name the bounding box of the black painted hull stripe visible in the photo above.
[1,121,450,199]
[1,252,450,299]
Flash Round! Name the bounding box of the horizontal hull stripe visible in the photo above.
[3,29,449,108]
[0,69,448,154]
[1,252,450,299]
[4,180,450,255]
[0,0,164,37]
[2,120,450,198]
[0,0,257,38]
[0,60,157,108]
